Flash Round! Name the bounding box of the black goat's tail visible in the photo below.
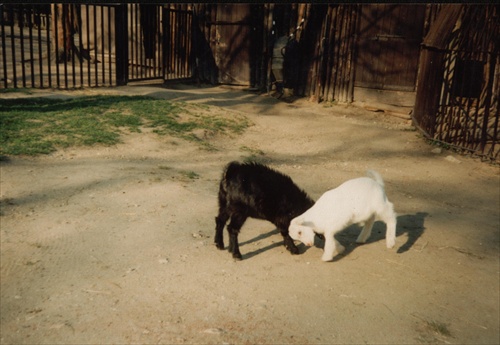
[218,161,236,208]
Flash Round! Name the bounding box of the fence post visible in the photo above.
[115,4,128,86]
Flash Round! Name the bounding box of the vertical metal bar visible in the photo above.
[0,5,7,88]
[177,9,181,78]
[70,5,76,88]
[151,6,157,78]
[171,7,176,80]
[19,5,27,87]
[184,9,188,77]
[54,5,61,87]
[133,4,138,79]
[85,4,90,87]
[93,5,98,86]
[78,5,84,87]
[101,5,105,84]
[188,10,193,78]
[131,4,135,80]
[187,10,192,78]
[62,4,69,88]
[163,6,170,80]
[135,4,139,79]
[167,6,171,79]
[177,10,182,77]
[145,6,150,79]
[173,7,178,78]
[183,10,188,77]
[139,5,143,79]
[156,5,161,78]
[37,5,44,88]
[28,5,35,87]
[165,7,171,80]
[155,6,161,78]
[9,6,17,88]
[45,4,51,88]
[115,4,128,86]
[108,6,112,85]
[134,4,139,79]
[130,4,134,80]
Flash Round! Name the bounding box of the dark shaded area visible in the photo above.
[322,212,428,261]
[232,213,428,261]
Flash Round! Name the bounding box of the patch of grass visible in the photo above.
[425,320,451,337]
[181,170,200,180]
[0,95,250,155]
[240,145,268,164]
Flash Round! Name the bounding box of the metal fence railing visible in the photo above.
[0,4,194,90]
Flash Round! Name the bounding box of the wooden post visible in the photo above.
[413,4,463,135]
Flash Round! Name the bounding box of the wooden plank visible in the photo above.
[422,4,463,49]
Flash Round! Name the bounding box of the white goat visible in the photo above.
[289,170,397,261]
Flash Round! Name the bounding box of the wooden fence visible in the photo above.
[413,4,499,161]
[2,3,498,161]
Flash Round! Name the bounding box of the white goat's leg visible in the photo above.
[379,202,397,249]
[356,215,375,244]
[322,233,344,262]
[385,214,397,248]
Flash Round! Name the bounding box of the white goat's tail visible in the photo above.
[366,170,385,188]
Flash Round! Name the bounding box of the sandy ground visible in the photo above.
[1,84,499,344]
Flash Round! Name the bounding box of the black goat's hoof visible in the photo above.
[232,253,242,260]
[215,242,225,250]
[286,244,300,255]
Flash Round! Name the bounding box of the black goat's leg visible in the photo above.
[227,214,247,260]
[279,227,300,255]
[214,211,229,250]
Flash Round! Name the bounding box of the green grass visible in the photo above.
[181,170,200,180]
[240,145,268,164]
[425,320,451,337]
[0,95,250,155]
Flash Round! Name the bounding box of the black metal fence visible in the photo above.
[0,4,193,90]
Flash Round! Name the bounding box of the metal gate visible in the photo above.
[163,7,193,81]
[0,4,193,89]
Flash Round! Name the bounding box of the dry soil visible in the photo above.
[1,84,499,344]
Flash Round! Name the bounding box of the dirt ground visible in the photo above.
[1,84,499,345]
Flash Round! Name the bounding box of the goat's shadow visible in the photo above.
[320,212,429,262]
[236,212,427,260]
[239,229,283,260]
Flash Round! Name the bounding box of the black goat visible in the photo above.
[215,161,315,260]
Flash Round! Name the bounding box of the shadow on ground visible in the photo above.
[230,212,428,261]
